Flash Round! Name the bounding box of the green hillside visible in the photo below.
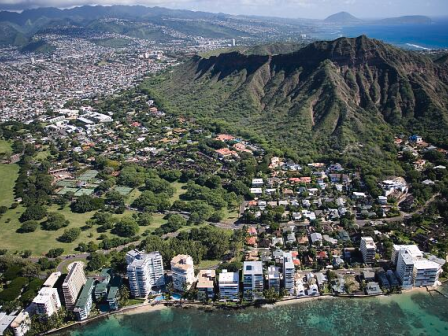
[143,36,448,173]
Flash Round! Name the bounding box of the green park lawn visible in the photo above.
[0,203,169,257]
[0,163,19,208]
[0,140,11,154]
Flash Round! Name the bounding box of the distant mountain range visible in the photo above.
[324,11,432,25]
[0,6,436,48]
[145,36,448,167]
[0,5,264,47]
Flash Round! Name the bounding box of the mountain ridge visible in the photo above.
[144,36,448,169]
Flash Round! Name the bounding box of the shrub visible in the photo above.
[18,220,39,233]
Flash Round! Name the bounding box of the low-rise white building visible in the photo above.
[394,245,442,288]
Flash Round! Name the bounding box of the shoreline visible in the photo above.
[47,284,444,335]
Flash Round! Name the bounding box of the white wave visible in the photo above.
[406,43,430,50]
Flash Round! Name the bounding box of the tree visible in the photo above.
[41,213,69,230]
[72,195,104,213]
[20,205,47,222]
[118,165,145,187]
[22,250,32,258]
[159,169,181,182]
[113,217,139,237]
[119,285,130,306]
[18,220,39,233]
[145,178,175,196]
[137,212,152,226]
[87,252,107,271]
[105,191,125,206]
[46,248,64,258]
[58,228,81,243]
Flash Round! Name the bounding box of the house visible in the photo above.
[215,148,237,158]
[362,270,376,282]
[246,236,257,246]
[307,284,319,296]
[353,192,367,199]
[365,282,382,295]
[294,275,306,297]
[310,233,323,245]
[252,178,264,187]
[376,270,391,289]
[216,134,235,142]
[250,188,263,195]
[409,135,423,144]
[378,196,388,205]
[315,273,327,290]
[331,276,346,294]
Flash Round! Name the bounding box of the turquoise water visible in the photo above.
[56,285,448,336]
[315,18,448,49]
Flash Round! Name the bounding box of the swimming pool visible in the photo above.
[153,293,181,301]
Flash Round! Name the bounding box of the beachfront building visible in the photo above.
[267,266,280,294]
[31,287,62,317]
[394,245,442,289]
[171,254,195,292]
[74,278,96,321]
[62,262,87,311]
[218,270,239,301]
[360,237,376,264]
[10,310,31,336]
[243,261,264,301]
[283,252,295,295]
[396,248,415,289]
[127,250,165,298]
[196,270,216,301]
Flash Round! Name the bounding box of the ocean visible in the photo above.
[314,18,448,50]
[55,285,448,336]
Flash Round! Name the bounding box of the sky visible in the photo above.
[0,0,447,19]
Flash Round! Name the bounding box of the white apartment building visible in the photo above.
[283,252,295,295]
[218,270,239,301]
[243,261,264,300]
[171,254,195,292]
[266,266,280,293]
[32,287,62,317]
[127,250,165,298]
[396,249,415,289]
[394,245,442,289]
[414,260,440,287]
[196,270,215,300]
[360,237,376,264]
[62,262,87,311]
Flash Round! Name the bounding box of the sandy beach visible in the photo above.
[120,303,168,316]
